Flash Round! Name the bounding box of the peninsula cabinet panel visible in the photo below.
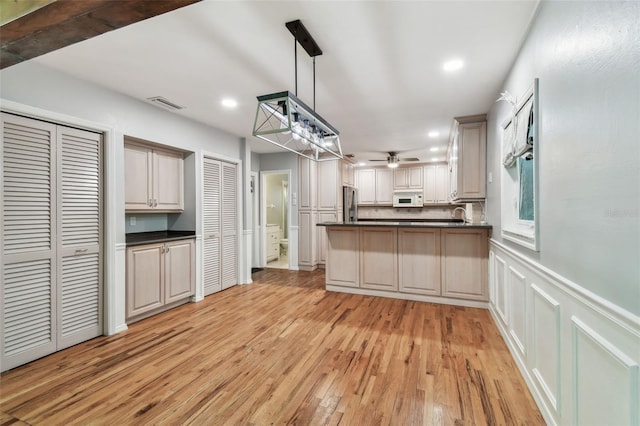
[441,229,488,301]
[326,227,359,287]
[317,211,338,265]
[360,228,398,291]
[398,229,441,295]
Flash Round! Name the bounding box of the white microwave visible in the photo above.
[392,190,423,207]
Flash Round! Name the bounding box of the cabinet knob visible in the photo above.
[153,199,158,207]
[148,199,153,207]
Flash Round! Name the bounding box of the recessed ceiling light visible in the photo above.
[428,131,440,138]
[430,147,439,152]
[431,157,440,162]
[358,162,366,166]
[221,98,238,108]
[443,59,464,72]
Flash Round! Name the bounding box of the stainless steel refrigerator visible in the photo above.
[343,186,358,223]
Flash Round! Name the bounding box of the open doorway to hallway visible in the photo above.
[261,170,290,270]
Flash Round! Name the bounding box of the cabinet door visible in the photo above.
[317,160,338,210]
[298,157,316,210]
[165,240,194,304]
[394,168,408,188]
[317,211,337,264]
[124,143,152,211]
[298,211,317,266]
[356,169,376,204]
[441,229,488,301]
[342,161,354,187]
[154,149,184,211]
[408,167,423,188]
[398,229,440,295]
[435,164,449,203]
[360,227,397,290]
[375,169,394,204]
[456,121,486,200]
[326,227,359,287]
[423,165,436,204]
[126,243,164,318]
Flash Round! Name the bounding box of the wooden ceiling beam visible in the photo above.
[0,0,201,69]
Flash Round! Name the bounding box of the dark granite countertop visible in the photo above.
[317,221,492,229]
[126,230,196,246]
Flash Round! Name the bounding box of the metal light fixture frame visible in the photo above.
[252,20,343,161]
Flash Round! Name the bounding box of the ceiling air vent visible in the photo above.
[146,96,184,111]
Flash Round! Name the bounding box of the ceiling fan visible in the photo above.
[369,151,420,168]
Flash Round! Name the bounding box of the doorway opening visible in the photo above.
[261,171,290,269]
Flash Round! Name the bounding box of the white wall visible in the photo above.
[485,2,640,425]
[486,1,640,316]
[0,61,246,333]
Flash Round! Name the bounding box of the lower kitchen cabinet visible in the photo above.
[360,227,398,291]
[324,225,490,305]
[398,228,441,295]
[441,229,488,301]
[326,227,359,287]
[126,238,195,320]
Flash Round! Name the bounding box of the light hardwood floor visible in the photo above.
[0,269,543,425]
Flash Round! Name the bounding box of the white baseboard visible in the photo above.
[489,239,639,426]
[326,285,489,309]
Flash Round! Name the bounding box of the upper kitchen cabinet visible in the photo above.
[356,168,393,205]
[124,139,184,212]
[448,115,486,202]
[342,161,355,187]
[394,166,423,190]
[317,160,343,210]
[298,157,317,210]
[423,164,449,204]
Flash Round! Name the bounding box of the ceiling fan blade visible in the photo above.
[369,159,387,161]
[399,157,420,162]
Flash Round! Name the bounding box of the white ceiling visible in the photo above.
[34,0,539,164]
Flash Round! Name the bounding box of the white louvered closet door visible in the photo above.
[1,114,57,371]
[1,113,103,372]
[221,162,238,290]
[203,158,221,296]
[56,126,102,350]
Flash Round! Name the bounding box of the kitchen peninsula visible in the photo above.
[317,221,492,308]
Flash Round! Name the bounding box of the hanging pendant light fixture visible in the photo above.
[252,20,343,161]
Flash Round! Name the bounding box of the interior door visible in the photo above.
[203,158,221,296]
[56,126,103,350]
[1,113,57,371]
[221,162,238,290]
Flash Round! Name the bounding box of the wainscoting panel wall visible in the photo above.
[489,240,639,426]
